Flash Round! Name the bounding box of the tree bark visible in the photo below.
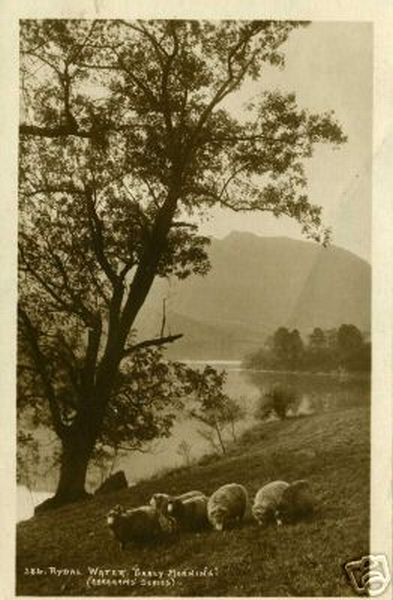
[54,436,93,503]
[35,430,95,514]
[230,419,237,442]
[214,421,226,455]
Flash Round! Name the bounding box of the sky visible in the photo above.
[199,22,373,262]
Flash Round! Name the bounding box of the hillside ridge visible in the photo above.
[135,233,371,360]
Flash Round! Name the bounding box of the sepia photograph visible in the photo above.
[0,2,390,598]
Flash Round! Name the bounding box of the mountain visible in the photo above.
[134,232,371,360]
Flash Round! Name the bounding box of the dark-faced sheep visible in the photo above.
[106,504,173,549]
[149,493,171,513]
[252,480,290,526]
[207,483,248,531]
[278,479,315,523]
[167,494,209,531]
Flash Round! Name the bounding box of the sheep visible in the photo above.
[149,490,204,515]
[278,479,315,523]
[167,494,209,531]
[106,504,173,549]
[207,483,248,531]
[252,480,290,526]
[253,479,315,527]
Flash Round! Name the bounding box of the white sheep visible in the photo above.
[149,490,204,515]
[167,494,209,531]
[253,479,315,526]
[207,483,248,531]
[252,480,290,526]
[106,504,173,549]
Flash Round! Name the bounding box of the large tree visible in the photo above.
[18,19,346,507]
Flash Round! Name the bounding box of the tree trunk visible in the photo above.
[214,421,226,455]
[230,419,237,442]
[54,436,92,503]
[35,430,94,514]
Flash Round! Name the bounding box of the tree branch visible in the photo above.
[119,21,168,63]
[19,243,95,326]
[180,28,264,166]
[19,123,93,138]
[18,306,67,439]
[68,20,99,64]
[82,317,102,393]
[123,333,183,355]
[118,185,181,341]
[116,53,161,111]
[84,186,120,288]
[44,237,98,324]
[21,184,84,197]
[54,331,81,393]
[160,22,179,137]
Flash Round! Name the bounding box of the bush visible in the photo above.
[256,384,298,420]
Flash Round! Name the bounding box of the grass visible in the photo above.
[16,405,370,596]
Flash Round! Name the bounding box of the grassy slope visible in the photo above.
[17,406,370,597]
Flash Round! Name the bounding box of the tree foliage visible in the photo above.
[18,19,346,505]
[18,345,195,488]
[98,348,193,453]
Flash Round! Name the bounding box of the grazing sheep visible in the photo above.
[106,504,173,549]
[167,494,209,531]
[207,483,248,531]
[278,479,315,523]
[252,480,290,526]
[149,490,204,515]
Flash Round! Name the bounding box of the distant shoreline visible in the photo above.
[179,360,370,379]
[181,359,242,365]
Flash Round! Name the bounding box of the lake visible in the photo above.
[17,362,370,521]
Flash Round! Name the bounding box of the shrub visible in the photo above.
[256,384,298,420]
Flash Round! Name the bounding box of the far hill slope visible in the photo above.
[17,405,370,597]
[135,233,371,360]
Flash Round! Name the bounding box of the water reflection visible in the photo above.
[243,369,370,415]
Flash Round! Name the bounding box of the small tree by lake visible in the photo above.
[189,366,245,455]
[177,440,193,467]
